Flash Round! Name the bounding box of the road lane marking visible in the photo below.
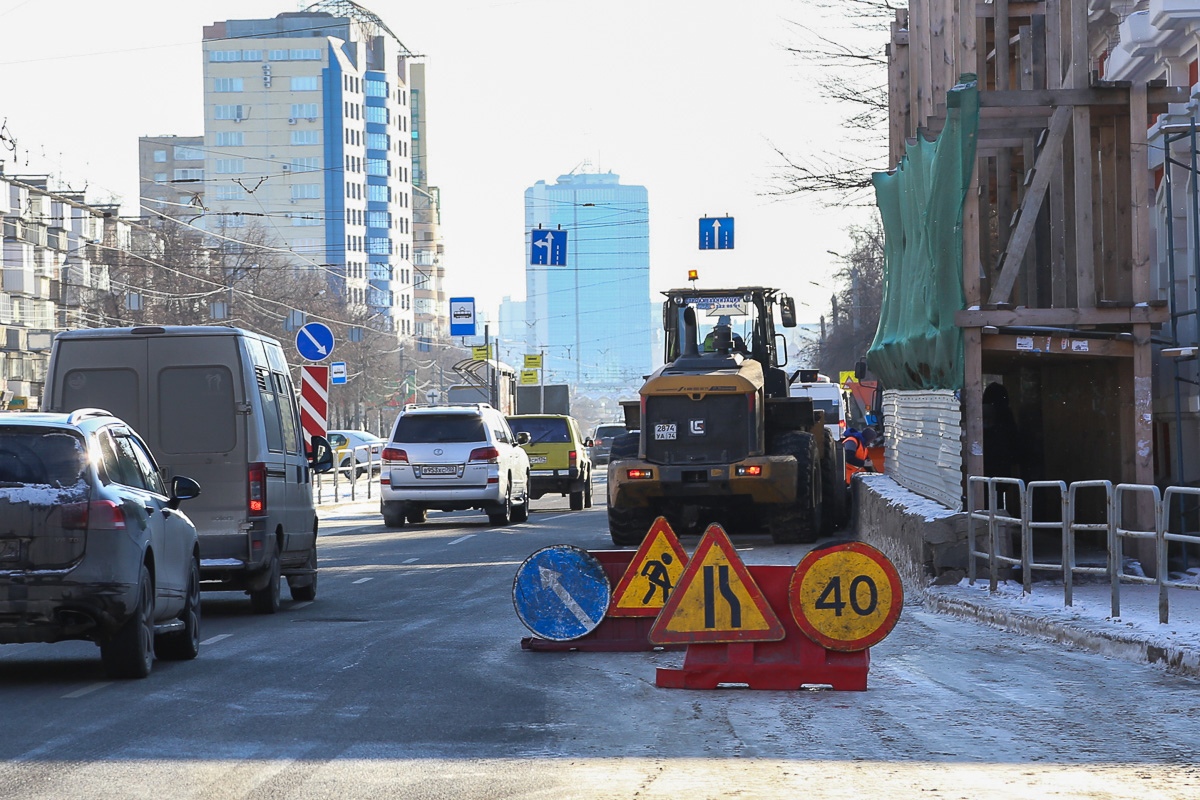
[291,601,314,610]
[63,682,112,699]
[352,577,373,584]
[200,634,233,646]
[403,557,419,563]
[448,535,476,545]
[537,514,571,523]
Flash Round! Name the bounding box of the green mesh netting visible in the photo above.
[868,76,979,391]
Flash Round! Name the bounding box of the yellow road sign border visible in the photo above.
[788,541,903,652]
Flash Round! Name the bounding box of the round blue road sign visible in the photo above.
[513,545,611,641]
[296,322,335,362]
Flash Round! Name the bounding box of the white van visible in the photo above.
[43,326,333,613]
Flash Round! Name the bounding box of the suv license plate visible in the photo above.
[654,423,677,441]
[420,465,457,476]
[529,456,548,464]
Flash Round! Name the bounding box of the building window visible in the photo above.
[153,172,168,184]
[367,211,388,229]
[174,146,204,160]
[368,184,388,203]
[365,106,387,125]
[213,77,244,92]
[367,132,388,151]
[214,158,244,174]
[290,76,320,91]
[242,49,262,61]
[209,50,241,62]
[215,185,246,201]
[174,168,204,181]
[365,79,387,98]
[153,150,167,162]
[291,130,320,146]
[291,184,321,200]
[290,157,320,173]
[290,48,322,60]
[290,213,322,227]
[269,49,288,61]
[214,104,245,121]
[367,237,391,255]
[215,131,244,147]
[221,214,246,228]
[366,158,388,177]
[290,103,319,120]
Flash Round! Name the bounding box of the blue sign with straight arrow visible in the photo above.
[531,229,567,266]
[512,544,610,641]
[699,216,735,250]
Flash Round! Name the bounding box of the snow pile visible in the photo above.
[861,473,958,522]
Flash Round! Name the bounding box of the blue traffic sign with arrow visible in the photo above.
[512,544,610,641]
[531,229,567,266]
[699,216,735,250]
[296,321,335,362]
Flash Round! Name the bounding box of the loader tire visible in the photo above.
[820,429,847,534]
[766,430,821,544]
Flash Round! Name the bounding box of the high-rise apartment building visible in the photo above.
[138,135,205,218]
[410,62,447,346]
[199,4,417,334]
[524,171,651,389]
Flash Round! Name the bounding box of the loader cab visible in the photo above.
[661,286,796,378]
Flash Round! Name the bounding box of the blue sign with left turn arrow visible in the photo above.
[512,544,610,641]
[296,321,335,362]
[531,229,567,266]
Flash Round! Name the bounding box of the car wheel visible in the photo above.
[101,564,155,679]
[569,485,584,511]
[382,502,406,528]
[156,557,201,661]
[406,506,428,524]
[511,474,530,523]
[249,546,281,614]
[488,482,513,525]
[287,541,318,602]
[584,475,593,508]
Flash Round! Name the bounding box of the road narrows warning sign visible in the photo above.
[608,517,689,617]
[648,523,785,644]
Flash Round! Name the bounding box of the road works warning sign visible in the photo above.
[608,517,689,617]
[648,524,784,644]
[788,541,903,652]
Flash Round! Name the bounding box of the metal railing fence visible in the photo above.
[313,444,381,505]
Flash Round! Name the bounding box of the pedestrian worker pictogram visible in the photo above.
[648,523,784,644]
[513,545,611,642]
[608,517,689,617]
[788,541,903,652]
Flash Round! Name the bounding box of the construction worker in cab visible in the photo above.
[843,427,877,485]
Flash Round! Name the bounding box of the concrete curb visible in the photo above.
[925,592,1200,678]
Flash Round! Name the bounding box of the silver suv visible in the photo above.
[0,409,202,678]
[380,404,531,527]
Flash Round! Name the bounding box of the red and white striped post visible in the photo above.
[300,365,329,442]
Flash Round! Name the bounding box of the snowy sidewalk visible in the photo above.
[927,577,1200,676]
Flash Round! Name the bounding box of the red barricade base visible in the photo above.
[655,565,871,690]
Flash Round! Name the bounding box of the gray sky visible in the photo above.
[0,0,882,321]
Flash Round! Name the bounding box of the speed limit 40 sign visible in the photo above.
[788,542,903,652]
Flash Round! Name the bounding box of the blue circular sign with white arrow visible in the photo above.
[296,322,335,362]
[513,545,610,641]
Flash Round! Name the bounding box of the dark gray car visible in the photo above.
[0,410,202,678]
[588,423,628,465]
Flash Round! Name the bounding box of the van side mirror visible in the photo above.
[168,475,201,510]
[308,435,334,474]
[584,438,594,447]
[779,296,797,328]
[515,431,531,445]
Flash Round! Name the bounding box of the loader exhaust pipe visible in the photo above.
[680,306,700,358]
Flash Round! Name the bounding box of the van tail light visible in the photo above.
[568,450,577,467]
[61,500,127,531]
[248,462,266,515]
[469,446,500,463]
[382,446,408,463]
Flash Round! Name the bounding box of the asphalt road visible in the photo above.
[1,484,1199,799]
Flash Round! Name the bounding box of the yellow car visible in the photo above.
[327,429,386,477]
[506,414,593,510]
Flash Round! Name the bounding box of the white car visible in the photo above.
[379,404,531,527]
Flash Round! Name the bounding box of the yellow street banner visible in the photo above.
[839,370,856,387]
[608,517,689,617]
[648,523,784,644]
[788,541,903,652]
[520,369,540,385]
[524,354,543,369]
[472,345,491,361]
